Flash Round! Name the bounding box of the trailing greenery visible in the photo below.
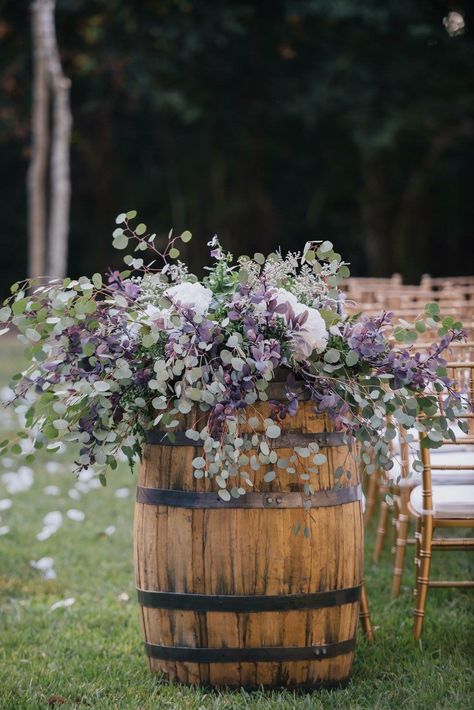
[0,343,472,709]
[0,218,468,517]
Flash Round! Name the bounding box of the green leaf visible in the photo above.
[425,302,440,317]
[345,350,359,367]
[0,306,11,322]
[324,348,340,364]
[83,342,96,357]
[92,273,102,289]
[180,230,192,243]
[237,268,249,285]
[266,424,281,439]
[126,210,137,219]
[93,381,111,392]
[319,309,340,327]
[420,437,443,449]
[319,240,333,253]
[313,453,327,465]
[112,234,129,250]
[135,223,147,236]
[169,248,180,259]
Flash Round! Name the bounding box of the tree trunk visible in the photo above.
[28,0,71,283]
[27,0,50,282]
[41,0,72,280]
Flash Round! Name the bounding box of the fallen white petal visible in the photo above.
[45,461,62,475]
[74,481,92,494]
[117,592,129,602]
[66,509,85,522]
[115,488,130,499]
[78,467,96,482]
[1,467,34,494]
[104,525,116,536]
[43,568,57,580]
[0,525,10,536]
[30,557,54,570]
[43,511,63,527]
[68,489,81,500]
[0,386,15,403]
[50,597,75,611]
[43,486,61,496]
[0,499,12,511]
[36,526,57,541]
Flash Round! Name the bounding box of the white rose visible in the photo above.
[165,282,213,316]
[272,288,328,360]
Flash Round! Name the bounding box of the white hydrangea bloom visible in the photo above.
[142,304,171,328]
[272,288,328,360]
[128,303,171,339]
[165,282,213,315]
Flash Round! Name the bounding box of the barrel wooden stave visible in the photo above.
[134,402,363,688]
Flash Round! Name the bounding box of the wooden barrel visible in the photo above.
[133,392,363,689]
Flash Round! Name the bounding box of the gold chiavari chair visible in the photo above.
[359,281,473,556]
[371,341,474,563]
[390,360,474,598]
[413,436,474,638]
[389,427,474,596]
[385,362,474,638]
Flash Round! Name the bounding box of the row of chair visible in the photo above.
[357,275,473,639]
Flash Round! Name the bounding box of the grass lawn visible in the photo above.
[0,339,472,709]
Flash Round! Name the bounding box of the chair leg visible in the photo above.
[391,513,409,597]
[413,514,433,640]
[391,490,410,598]
[359,582,373,643]
[372,498,389,562]
[364,471,379,526]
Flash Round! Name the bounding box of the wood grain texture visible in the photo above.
[133,401,363,688]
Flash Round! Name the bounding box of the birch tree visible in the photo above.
[28,0,71,281]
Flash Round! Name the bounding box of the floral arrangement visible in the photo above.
[0,212,469,500]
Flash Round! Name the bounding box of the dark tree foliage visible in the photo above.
[0,0,473,295]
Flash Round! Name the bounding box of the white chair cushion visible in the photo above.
[391,424,472,455]
[388,450,474,488]
[410,485,474,519]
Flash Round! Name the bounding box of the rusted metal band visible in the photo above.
[144,638,356,663]
[136,483,361,509]
[144,429,347,447]
[137,584,361,612]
